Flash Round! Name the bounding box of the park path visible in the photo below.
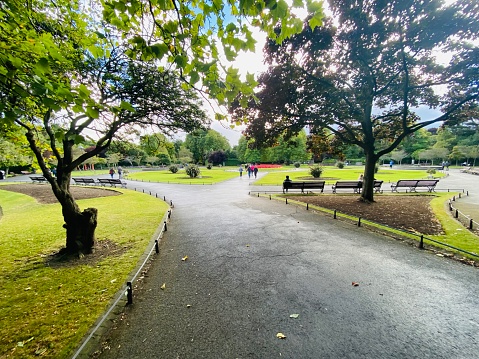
[92,169,479,359]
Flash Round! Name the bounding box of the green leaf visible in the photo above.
[189,71,200,84]
[86,106,99,119]
[174,55,188,68]
[120,101,135,112]
[309,11,324,30]
[150,43,169,58]
[74,135,85,145]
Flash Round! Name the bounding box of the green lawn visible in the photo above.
[0,187,168,358]
[126,167,239,184]
[254,166,446,185]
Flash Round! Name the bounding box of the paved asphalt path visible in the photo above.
[92,169,479,359]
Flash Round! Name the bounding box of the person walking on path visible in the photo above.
[253,165,258,178]
[109,168,115,178]
[238,165,243,178]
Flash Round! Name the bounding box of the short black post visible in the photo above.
[449,201,452,211]
[334,210,337,219]
[459,193,461,198]
[156,193,158,198]
[358,217,361,227]
[269,195,271,200]
[467,191,469,196]
[164,221,167,231]
[470,219,473,230]
[455,209,459,218]
[164,195,166,201]
[170,200,173,206]
[155,239,159,253]
[127,282,133,305]
[286,198,288,204]
[142,189,144,193]
[419,235,424,249]
[257,193,259,197]
[149,191,151,195]
[306,203,309,210]
[168,210,171,218]
[452,195,455,201]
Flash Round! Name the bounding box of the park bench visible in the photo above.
[97,178,127,188]
[30,176,47,183]
[391,179,439,193]
[332,181,362,193]
[283,180,325,193]
[72,178,97,185]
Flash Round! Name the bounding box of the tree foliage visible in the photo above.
[231,0,479,201]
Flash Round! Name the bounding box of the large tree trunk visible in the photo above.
[54,172,98,254]
[361,150,378,203]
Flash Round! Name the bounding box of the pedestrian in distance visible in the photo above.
[109,168,115,178]
[239,165,243,178]
[118,166,123,179]
[253,166,258,178]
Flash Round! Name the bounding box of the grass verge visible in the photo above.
[0,188,168,358]
[127,167,239,184]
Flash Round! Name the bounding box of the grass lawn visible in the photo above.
[126,167,239,184]
[254,166,446,186]
[0,188,168,358]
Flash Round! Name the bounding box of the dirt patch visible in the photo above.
[0,184,122,204]
[287,194,443,235]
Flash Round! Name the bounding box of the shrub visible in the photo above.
[294,162,301,168]
[310,165,323,178]
[206,164,212,170]
[185,164,201,178]
[169,165,179,174]
[336,161,345,169]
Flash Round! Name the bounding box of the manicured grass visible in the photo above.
[127,167,239,184]
[254,166,446,185]
[0,188,168,358]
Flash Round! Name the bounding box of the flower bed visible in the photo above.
[254,164,282,169]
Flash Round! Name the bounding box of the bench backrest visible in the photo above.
[395,180,419,187]
[415,180,439,186]
[373,180,383,187]
[334,181,362,188]
[284,181,325,188]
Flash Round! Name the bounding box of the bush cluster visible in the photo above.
[169,165,179,173]
[185,164,201,178]
[310,165,323,178]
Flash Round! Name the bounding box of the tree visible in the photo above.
[0,0,325,255]
[208,150,227,165]
[0,3,208,254]
[231,0,479,202]
[185,129,230,164]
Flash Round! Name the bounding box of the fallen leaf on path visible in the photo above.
[276,332,287,339]
[289,314,299,319]
[352,282,359,287]
[160,283,166,290]
[186,304,192,308]
[182,255,188,261]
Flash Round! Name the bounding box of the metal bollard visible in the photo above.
[155,240,159,254]
[286,198,288,204]
[358,217,361,227]
[269,195,271,200]
[306,203,309,210]
[164,195,166,201]
[459,193,461,198]
[127,282,133,305]
[156,193,158,198]
[257,193,259,197]
[419,235,424,249]
[455,209,459,218]
[164,221,167,231]
[168,210,171,218]
[470,219,473,230]
[334,210,337,219]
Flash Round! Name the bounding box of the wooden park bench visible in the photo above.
[97,178,127,188]
[283,180,325,194]
[391,179,439,193]
[72,178,97,185]
[332,181,362,193]
[30,176,47,183]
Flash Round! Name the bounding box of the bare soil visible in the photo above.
[286,194,443,235]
